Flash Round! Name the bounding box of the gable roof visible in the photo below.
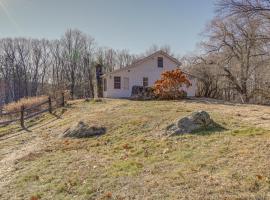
[101,50,182,77]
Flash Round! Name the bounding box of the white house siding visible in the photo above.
[103,53,197,98]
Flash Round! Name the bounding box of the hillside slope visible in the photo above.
[0,99,270,200]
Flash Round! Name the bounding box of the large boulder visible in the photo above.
[166,111,216,135]
[62,121,106,138]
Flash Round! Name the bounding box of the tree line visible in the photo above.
[184,0,270,104]
[0,28,176,104]
[0,29,137,103]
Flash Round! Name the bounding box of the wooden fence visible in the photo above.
[0,93,65,128]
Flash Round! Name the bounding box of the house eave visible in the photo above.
[101,50,182,78]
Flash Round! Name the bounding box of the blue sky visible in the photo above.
[0,0,215,55]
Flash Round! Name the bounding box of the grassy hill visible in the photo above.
[0,99,270,200]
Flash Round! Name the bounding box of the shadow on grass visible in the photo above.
[51,112,62,119]
[26,108,67,130]
[168,121,228,137]
[189,122,228,136]
[0,123,33,141]
[20,126,32,132]
[181,97,245,107]
[0,108,67,141]
[128,97,243,107]
[0,128,23,141]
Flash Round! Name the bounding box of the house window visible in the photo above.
[158,57,163,68]
[143,77,148,87]
[103,78,107,92]
[124,77,129,90]
[114,76,121,89]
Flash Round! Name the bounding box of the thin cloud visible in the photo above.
[0,0,21,34]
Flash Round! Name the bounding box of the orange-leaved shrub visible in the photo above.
[4,95,48,113]
[153,69,191,99]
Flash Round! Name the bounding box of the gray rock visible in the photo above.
[166,111,215,135]
[62,121,106,138]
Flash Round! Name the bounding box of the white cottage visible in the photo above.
[102,50,197,98]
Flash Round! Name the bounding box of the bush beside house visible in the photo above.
[153,69,190,100]
[130,69,191,100]
[130,86,155,100]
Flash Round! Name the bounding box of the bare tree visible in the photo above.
[218,0,270,15]
[184,54,223,98]
[61,29,88,99]
[202,14,269,102]
[117,49,136,68]
[144,44,174,57]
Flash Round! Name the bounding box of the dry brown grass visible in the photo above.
[3,95,48,113]
[1,99,270,199]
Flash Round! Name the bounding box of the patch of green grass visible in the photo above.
[108,160,144,177]
[230,127,267,136]
[0,123,21,137]
[20,174,40,183]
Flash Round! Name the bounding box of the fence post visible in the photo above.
[48,97,52,113]
[20,105,25,128]
[61,92,65,107]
